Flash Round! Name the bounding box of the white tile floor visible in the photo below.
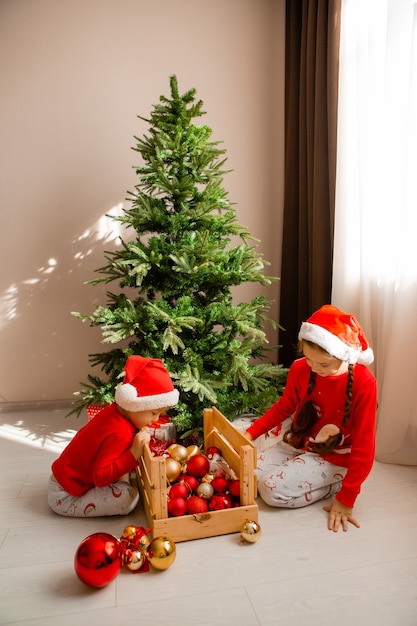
[0,405,416,626]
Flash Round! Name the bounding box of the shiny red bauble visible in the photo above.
[186,454,210,478]
[205,446,222,459]
[228,479,241,499]
[179,474,199,493]
[210,476,228,493]
[74,533,123,588]
[209,493,233,511]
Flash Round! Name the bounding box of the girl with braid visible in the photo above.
[244,305,377,532]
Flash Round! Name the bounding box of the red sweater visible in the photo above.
[52,403,138,497]
[247,358,377,507]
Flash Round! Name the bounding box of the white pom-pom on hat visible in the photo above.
[114,355,179,412]
[298,304,374,365]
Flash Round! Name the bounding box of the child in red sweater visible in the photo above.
[48,355,179,517]
[244,305,377,532]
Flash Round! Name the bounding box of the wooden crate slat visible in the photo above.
[151,505,258,543]
[206,430,240,473]
[136,457,154,520]
[204,407,257,467]
[239,444,255,505]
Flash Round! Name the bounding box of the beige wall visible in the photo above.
[0,0,285,403]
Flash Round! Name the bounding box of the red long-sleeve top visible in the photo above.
[246,358,377,508]
[52,403,138,497]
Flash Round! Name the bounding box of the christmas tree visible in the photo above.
[71,75,287,434]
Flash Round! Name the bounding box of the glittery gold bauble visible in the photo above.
[125,548,146,571]
[165,457,182,483]
[146,536,176,571]
[170,445,188,463]
[121,525,137,542]
[240,520,262,543]
[186,445,200,458]
[197,482,214,500]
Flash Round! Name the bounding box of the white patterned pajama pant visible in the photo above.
[48,477,140,517]
[255,441,347,508]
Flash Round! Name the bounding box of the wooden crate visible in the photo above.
[136,406,258,542]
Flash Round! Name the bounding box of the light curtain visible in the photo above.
[332,0,417,464]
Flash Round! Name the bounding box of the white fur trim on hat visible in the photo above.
[115,383,179,412]
[299,322,374,365]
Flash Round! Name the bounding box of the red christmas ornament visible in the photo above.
[179,474,199,493]
[211,476,228,493]
[186,454,210,478]
[186,495,209,514]
[169,483,189,500]
[168,496,188,517]
[74,533,123,588]
[209,493,233,511]
[228,479,241,499]
[205,446,222,459]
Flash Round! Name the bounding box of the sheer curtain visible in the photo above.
[332,0,417,464]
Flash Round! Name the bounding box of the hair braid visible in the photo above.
[283,370,317,448]
[307,370,316,395]
[342,363,354,427]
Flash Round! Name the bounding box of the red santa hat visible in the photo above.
[114,355,179,412]
[298,304,374,365]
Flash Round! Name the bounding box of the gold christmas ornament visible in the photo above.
[125,549,146,571]
[240,520,262,544]
[121,525,137,542]
[186,445,200,458]
[170,445,188,463]
[165,457,182,483]
[166,443,179,456]
[146,536,176,571]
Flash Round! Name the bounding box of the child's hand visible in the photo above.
[243,431,253,441]
[323,500,360,532]
[130,429,151,460]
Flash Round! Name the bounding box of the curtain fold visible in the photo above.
[333,0,417,465]
[279,0,341,366]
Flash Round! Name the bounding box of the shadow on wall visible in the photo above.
[0,204,131,403]
[1,204,125,324]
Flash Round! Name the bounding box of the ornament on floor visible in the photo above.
[120,525,152,573]
[146,536,177,570]
[74,526,177,587]
[74,532,123,588]
[239,520,262,544]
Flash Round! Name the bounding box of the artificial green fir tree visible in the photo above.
[71,75,287,434]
